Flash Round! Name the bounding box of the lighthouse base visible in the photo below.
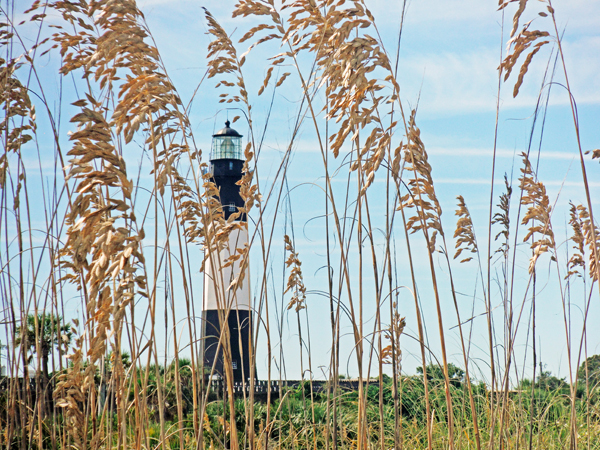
[202,309,253,382]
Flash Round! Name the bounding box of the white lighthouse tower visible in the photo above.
[202,121,253,382]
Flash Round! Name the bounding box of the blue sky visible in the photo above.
[3,0,600,383]
[128,0,600,381]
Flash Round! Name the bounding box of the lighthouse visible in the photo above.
[202,121,253,382]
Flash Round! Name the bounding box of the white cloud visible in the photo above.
[393,34,600,116]
[368,0,600,33]
[428,147,578,160]
[131,0,600,118]
[433,178,600,188]
[263,143,587,161]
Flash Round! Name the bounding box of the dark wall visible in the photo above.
[202,309,254,382]
[210,159,245,221]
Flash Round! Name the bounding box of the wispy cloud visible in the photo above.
[396,38,600,116]
[428,147,579,160]
[368,0,600,35]
[434,178,600,188]
[261,141,587,162]
[132,0,600,119]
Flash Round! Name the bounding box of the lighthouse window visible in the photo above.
[229,161,233,170]
[228,203,236,212]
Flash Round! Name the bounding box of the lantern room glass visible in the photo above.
[211,135,242,160]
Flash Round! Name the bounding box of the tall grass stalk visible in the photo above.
[1,1,599,450]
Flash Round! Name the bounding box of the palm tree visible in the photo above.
[14,314,72,386]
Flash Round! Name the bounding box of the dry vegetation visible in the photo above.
[1,0,599,449]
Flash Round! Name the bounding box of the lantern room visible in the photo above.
[210,120,243,161]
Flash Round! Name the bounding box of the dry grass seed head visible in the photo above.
[519,152,555,273]
[54,334,87,450]
[58,95,147,439]
[205,8,251,111]
[492,174,512,258]
[46,3,182,444]
[0,56,35,193]
[284,235,307,312]
[239,0,395,195]
[499,0,550,97]
[399,111,443,253]
[565,201,586,280]
[572,204,600,281]
[381,304,406,371]
[453,195,477,263]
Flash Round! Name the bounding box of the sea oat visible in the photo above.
[381,304,406,375]
[399,111,443,253]
[572,204,600,281]
[499,0,550,97]
[565,202,586,280]
[453,196,477,263]
[519,152,555,273]
[0,56,35,194]
[492,175,513,258]
[284,235,307,312]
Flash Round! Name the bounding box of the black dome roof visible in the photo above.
[213,120,242,138]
